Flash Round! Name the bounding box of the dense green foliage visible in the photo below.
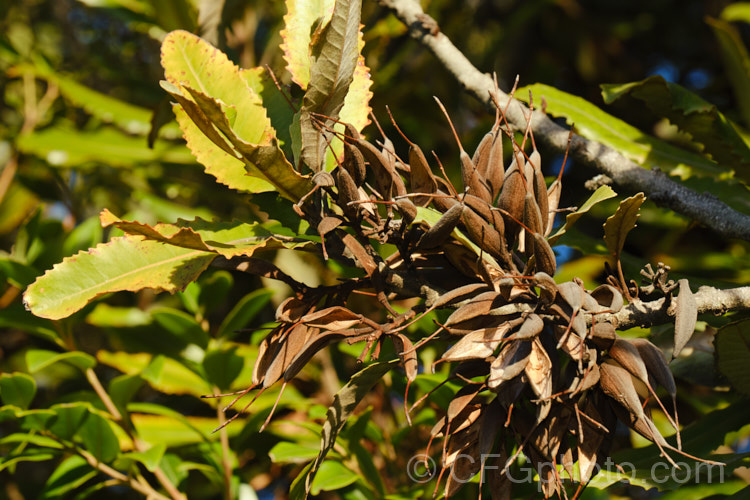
[2,1,750,499]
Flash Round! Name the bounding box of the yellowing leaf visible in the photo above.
[603,193,646,260]
[300,0,363,172]
[281,0,336,89]
[24,237,216,320]
[161,30,311,200]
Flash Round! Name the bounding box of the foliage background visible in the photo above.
[1,0,750,499]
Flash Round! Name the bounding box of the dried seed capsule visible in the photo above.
[417,202,463,249]
[343,142,366,186]
[530,150,550,232]
[409,144,438,207]
[533,232,557,276]
[523,192,544,256]
[461,206,511,264]
[395,198,417,225]
[335,167,360,218]
[472,130,494,178]
[486,132,505,202]
[461,151,493,203]
[496,155,526,244]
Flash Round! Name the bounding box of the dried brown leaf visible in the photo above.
[300,306,362,331]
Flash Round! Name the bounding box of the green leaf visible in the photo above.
[160,30,311,200]
[98,351,211,397]
[16,125,194,168]
[47,403,89,440]
[299,0,363,172]
[603,193,645,261]
[24,59,179,138]
[0,373,36,410]
[547,185,617,245]
[707,17,750,128]
[716,319,750,395]
[141,354,213,397]
[517,84,723,178]
[217,289,273,339]
[269,441,322,464]
[120,443,167,472]
[601,75,750,180]
[0,303,60,344]
[108,374,144,414]
[42,455,97,499]
[78,410,120,462]
[305,360,397,493]
[0,450,57,473]
[24,235,216,320]
[26,350,96,374]
[310,460,359,495]
[151,307,209,349]
[85,304,152,328]
[0,433,63,449]
[202,347,243,391]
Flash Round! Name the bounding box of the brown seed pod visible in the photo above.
[342,142,366,186]
[472,130,494,178]
[409,144,438,207]
[532,233,556,276]
[461,206,511,264]
[488,340,532,390]
[417,202,463,249]
[496,156,526,243]
[529,151,550,232]
[335,167,360,216]
[395,198,417,225]
[486,132,505,202]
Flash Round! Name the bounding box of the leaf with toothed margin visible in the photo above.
[299,0,363,172]
[24,212,316,320]
[160,30,311,200]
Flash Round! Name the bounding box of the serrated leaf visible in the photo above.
[100,210,314,258]
[299,0,362,172]
[708,17,750,129]
[172,104,276,194]
[548,185,617,245]
[305,359,397,493]
[602,75,750,181]
[0,373,36,410]
[517,84,723,178]
[26,350,96,374]
[24,236,216,320]
[161,30,311,200]
[673,279,697,359]
[715,320,750,395]
[603,193,646,260]
[281,0,336,89]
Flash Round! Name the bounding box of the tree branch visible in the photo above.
[377,0,750,241]
[594,285,750,331]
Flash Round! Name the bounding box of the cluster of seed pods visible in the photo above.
[237,92,713,498]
